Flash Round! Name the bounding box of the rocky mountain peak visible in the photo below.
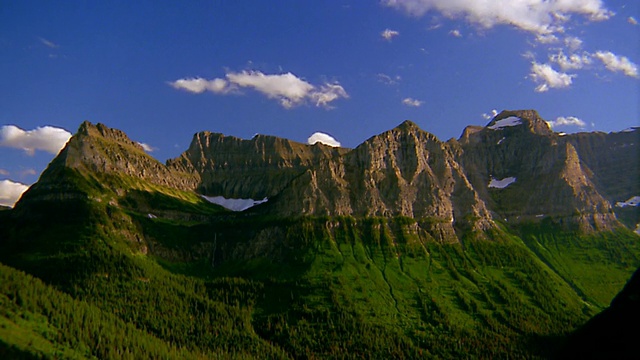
[488,109,553,136]
[18,122,198,207]
[14,112,635,236]
[77,121,145,151]
[166,130,349,199]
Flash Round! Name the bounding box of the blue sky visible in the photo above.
[1,0,638,206]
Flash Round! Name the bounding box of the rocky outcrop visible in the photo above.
[167,131,349,199]
[458,110,620,232]
[269,121,494,241]
[567,128,639,203]
[17,122,199,206]
[14,111,633,235]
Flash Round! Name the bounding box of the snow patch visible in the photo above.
[621,127,638,133]
[536,214,545,218]
[202,195,268,211]
[147,214,157,219]
[558,132,567,136]
[488,177,516,189]
[497,137,506,145]
[615,196,640,208]
[488,116,522,130]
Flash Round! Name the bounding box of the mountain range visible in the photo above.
[0,109,638,359]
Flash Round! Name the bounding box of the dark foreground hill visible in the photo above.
[0,110,638,358]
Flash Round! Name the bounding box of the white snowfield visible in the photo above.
[615,196,640,208]
[202,195,268,211]
[488,177,516,189]
[488,116,522,130]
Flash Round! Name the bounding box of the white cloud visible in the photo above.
[549,51,592,70]
[170,71,348,109]
[38,37,59,49]
[629,17,638,26]
[0,169,8,176]
[529,62,575,92]
[225,71,314,107]
[307,132,341,147]
[0,179,29,208]
[137,142,156,152]
[383,0,612,34]
[0,125,72,155]
[564,36,583,51]
[381,29,400,41]
[481,109,498,120]
[449,29,462,37]
[402,97,424,107]
[592,51,639,78]
[376,73,401,85]
[310,83,349,109]
[535,34,559,44]
[547,116,586,128]
[169,77,231,94]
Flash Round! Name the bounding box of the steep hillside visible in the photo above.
[558,267,640,358]
[268,121,493,242]
[0,114,638,359]
[458,110,619,232]
[567,128,640,231]
[167,131,349,199]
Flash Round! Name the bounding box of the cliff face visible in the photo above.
[567,128,639,203]
[167,131,349,199]
[15,111,636,236]
[269,121,494,241]
[17,122,199,206]
[457,110,619,231]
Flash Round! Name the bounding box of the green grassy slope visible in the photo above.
[1,175,638,358]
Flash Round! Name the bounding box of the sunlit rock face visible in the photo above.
[269,120,494,242]
[166,131,349,199]
[16,110,635,237]
[457,110,619,232]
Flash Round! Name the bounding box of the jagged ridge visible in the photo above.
[16,111,637,235]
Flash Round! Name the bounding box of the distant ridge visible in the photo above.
[15,110,639,235]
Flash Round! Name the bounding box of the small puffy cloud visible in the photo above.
[170,71,348,109]
[535,34,559,44]
[481,109,499,120]
[0,125,72,155]
[547,116,586,128]
[592,51,639,78]
[169,77,230,94]
[564,36,583,51]
[381,29,400,41]
[629,17,638,26]
[137,142,156,152]
[383,0,613,35]
[0,179,29,208]
[0,169,8,176]
[402,98,424,107]
[225,71,314,107]
[529,62,575,92]
[310,83,349,109]
[449,29,462,37]
[307,132,341,147]
[549,51,592,70]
